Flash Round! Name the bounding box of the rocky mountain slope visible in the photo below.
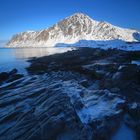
[6,13,140,47]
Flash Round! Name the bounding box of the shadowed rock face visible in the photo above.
[0,69,23,85]
[133,32,140,41]
[0,72,125,140]
[1,48,140,140]
[26,48,140,139]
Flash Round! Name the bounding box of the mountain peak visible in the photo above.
[71,12,88,17]
[7,13,140,47]
[68,12,93,20]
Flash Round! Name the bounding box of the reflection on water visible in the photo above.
[0,47,74,73]
[12,47,74,59]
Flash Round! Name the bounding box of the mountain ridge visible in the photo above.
[6,13,140,47]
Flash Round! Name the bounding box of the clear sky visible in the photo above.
[0,0,140,40]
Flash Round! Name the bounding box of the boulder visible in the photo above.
[0,72,9,83]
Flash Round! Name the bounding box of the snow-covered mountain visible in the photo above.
[6,13,140,47]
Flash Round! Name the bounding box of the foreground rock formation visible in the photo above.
[0,48,140,140]
[0,71,125,140]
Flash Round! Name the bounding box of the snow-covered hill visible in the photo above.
[6,13,140,48]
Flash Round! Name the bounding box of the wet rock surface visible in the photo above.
[1,48,140,140]
[0,69,24,85]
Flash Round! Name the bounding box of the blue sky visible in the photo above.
[0,0,140,40]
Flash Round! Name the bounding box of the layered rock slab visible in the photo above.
[0,72,124,140]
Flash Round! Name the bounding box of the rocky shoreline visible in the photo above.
[0,47,140,140]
